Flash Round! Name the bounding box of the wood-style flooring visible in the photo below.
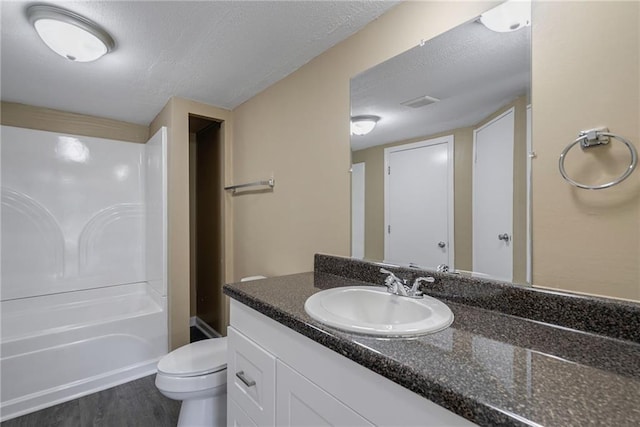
[1,375,180,427]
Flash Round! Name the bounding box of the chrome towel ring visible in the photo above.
[559,128,638,190]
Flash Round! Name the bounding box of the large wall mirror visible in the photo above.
[350,1,531,284]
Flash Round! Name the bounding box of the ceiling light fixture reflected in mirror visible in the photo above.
[27,4,115,62]
[480,0,531,33]
[351,115,380,136]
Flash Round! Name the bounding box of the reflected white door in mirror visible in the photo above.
[384,136,454,269]
[473,108,514,282]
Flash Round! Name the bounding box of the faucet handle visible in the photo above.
[414,276,435,286]
[380,267,396,277]
[380,268,402,283]
[380,268,396,290]
[410,276,435,296]
[380,268,408,296]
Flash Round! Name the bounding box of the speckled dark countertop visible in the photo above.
[223,255,640,427]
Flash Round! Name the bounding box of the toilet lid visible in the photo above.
[158,337,227,377]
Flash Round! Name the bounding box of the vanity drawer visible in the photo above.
[227,326,276,425]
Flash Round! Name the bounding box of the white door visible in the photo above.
[384,136,454,269]
[351,162,365,259]
[473,108,514,281]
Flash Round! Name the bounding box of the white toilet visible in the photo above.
[155,338,228,427]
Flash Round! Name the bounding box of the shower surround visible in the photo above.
[0,125,168,421]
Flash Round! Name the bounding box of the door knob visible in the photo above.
[438,241,446,248]
[498,233,510,241]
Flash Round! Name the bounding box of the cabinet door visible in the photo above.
[276,361,373,427]
[227,327,276,426]
[228,399,258,427]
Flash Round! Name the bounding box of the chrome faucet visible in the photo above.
[380,268,407,296]
[380,268,434,298]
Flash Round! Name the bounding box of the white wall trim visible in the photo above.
[192,317,222,338]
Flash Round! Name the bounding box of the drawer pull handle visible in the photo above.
[235,371,256,387]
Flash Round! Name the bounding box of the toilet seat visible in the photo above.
[156,368,227,394]
[158,337,227,377]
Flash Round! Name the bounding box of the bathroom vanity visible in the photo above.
[226,298,471,426]
[224,255,640,426]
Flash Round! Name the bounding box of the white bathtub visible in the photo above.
[0,282,167,422]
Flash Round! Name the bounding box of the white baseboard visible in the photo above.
[190,316,221,338]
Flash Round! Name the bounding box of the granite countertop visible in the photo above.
[223,261,640,426]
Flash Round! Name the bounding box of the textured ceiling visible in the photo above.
[350,14,531,151]
[1,1,398,125]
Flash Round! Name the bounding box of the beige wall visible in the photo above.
[532,1,639,301]
[234,1,638,301]
[1,102,148,143]
[232,1,498,280]
[352,143,385,261]
[150,98,233,350]
[352,97,527,281]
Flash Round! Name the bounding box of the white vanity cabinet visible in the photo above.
[275,360,373,426]
[227,327,276,425]
[227,299,476,427]
[227,326,369,426]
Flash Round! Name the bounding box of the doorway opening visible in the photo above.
[188,114,224,339]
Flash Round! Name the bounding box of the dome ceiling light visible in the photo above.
[480,0,531,33]
[27,4,115,62]
[351,115,380,136]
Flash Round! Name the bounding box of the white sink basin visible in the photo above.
[304,286,454,337]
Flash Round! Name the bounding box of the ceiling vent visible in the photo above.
[401,95,440,109]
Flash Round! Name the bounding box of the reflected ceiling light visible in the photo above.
[351,115,380,136]
[27,4,115,62]
[480,0,531,33]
